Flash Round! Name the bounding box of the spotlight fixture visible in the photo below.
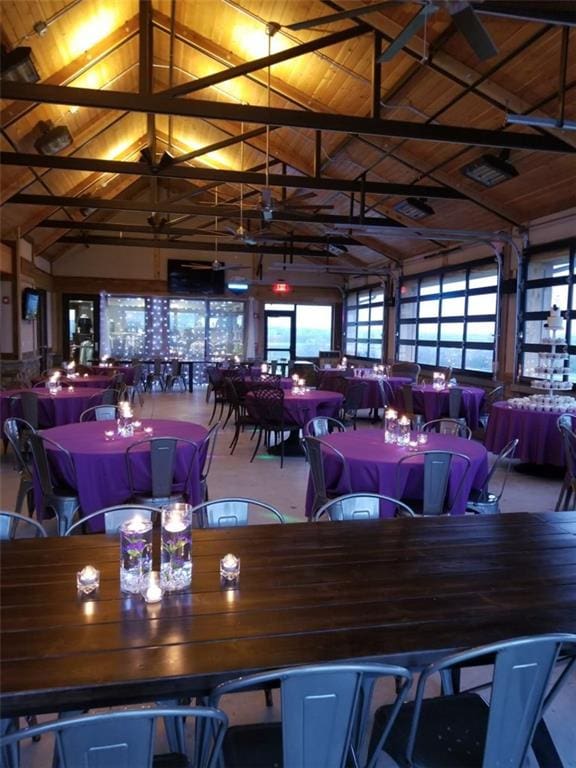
[394,197,435,220]
[461,151,518,187]
[272,279,291,295]
[33,122,73,155]
[0,46,40,82]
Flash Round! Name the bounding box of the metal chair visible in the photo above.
[64,504,159,535]
[247,387,299,468]
[422,417,471,439]
[28,432,81,536]
[165,358,187,391]
[447,386,462,419]
[315,493,415,521]
[79,404,119,422]
[101,386,120,405]
[556,421,576,511]
[340,380,366,430]
[207,367,227,423]
[390,362,421,383]
[466,438,518,514]
[370,633,576,768]
[377,378,395,411]
[479,384,504,430]
[226,379,260,455]
[145,358,166,392]
[199,423,219,501]
[125,436,198,508]
[209,662,412,768]
[395,450,472,516]
[305,436,352,517]
[191,497,285,528]
[3,417,35,517]
[304,416,346,437]
[0,705,228,768]
[0,510,47,539]
[14,390,39,429]
[401,384,415,418]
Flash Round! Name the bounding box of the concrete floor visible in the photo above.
[0,389,572,766]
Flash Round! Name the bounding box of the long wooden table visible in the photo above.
[2,512,576,718]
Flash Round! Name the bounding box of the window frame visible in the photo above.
[344,286,386,361]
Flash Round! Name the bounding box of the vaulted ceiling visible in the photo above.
[1,0,575,278]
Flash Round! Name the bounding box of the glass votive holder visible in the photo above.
[408,440,419,452]
[141,571,164,604]
[143,426,154,437]
[161,503,193,592]
[119,516,153,594]
[77,564,100,595]
[220,553,240,586]
[417,432,429,446]
[104,429,115,441]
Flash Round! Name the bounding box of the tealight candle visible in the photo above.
[142,572,163,604]
[132,420,142,429]
[77,564,100,595]
[104,429,115,440]
[417,432,428,445]
[143,426,153,436]
[408,440,419,451]
[68,385,74,391]
[220,553,240,585]
[83,373,88,378]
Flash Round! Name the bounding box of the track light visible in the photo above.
[461,151,518,187]
[0,46,40,82]
[394,198,435,220]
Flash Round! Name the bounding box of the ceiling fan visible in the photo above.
[260,188,334,223]
[274,1,498,62]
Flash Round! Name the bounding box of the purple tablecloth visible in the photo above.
[36,420,208,526]
[57,374,117,389]
[318,373,411,410]
[410,385,485,430]
[1,388,104,429]
[246,390,343,428]
[305,430,488,517]
[485,401,565,466]
[89,365,135,384]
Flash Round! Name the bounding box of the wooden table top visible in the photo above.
[2,511,576,718]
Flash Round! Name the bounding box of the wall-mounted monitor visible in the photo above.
[22,288,40,320]
[167,259,225,296]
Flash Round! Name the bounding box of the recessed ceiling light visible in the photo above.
[461,152,518,187]
[394,198,435,220]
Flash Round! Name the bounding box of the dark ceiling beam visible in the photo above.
[55,234,332,256]
[472,2,576,27]
[2,83,572,154]
[36,219,359,245]
[10,193,402,228]
[173,126,273,165]
[0,152,467,199]
[160,24,370,97]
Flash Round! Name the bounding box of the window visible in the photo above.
[344,287,385,360]
[263,302,333,359]
[520,241,576,381]
[398,262,498,374]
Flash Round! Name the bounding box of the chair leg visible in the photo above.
[14,480,27,517]
[208,397,219,425]
[250,429,263,462]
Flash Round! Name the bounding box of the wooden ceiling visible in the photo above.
[0,0,575,276]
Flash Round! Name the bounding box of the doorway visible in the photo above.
[62,294,100,363]
[264,308,295,362]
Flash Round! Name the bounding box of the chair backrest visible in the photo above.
[476,437,519,502]
[250,386,285,425]
[210,662,412,768]
[390,362,421,383]
[447,386,463,419]
[304,416,346,437]
[315,493,415,521]
[305,436,352,515]
[101,387,119,405]
[18,390,39,429]
[0,510,47,539]
[199,423,219,492]
[318,374,348,394]
[192,497,285,527]
[125,436,197,502]
[557,412,575,433]
[396,450,472,515]
[79,404,119,422]
[401,384,414,415]
[423,417,471,439]
[377,378,394,409]
[405,633,576,768]
[3,417,35,473]
[28,432,77,499]
[64,504,159,535]
[559,423,576,482]
[0,705,228,768]
[343,381,365,414]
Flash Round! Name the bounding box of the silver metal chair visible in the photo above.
[3,417,35,517]
[556,421,576,511]
[315,493,415,521]
[423,418,471,439]
[479,384,504,430]
[192,497,285,528]
[371,633,576,768]
[390,362,421,383]
[145,358,166,392]
[447,386,463,419]
[199,423,219,501]
[466,438,518,514]
[401,383,415,418]
[64,504,159,535]
[396,450,472,516]
[209,662,412,768]
[0,705,228,768]
[79,404,119,422]
[125,436,198,509]
[0,510,47,539]
[28,432,81,536]
[304,436,352,518]
[304,416,346,437]
[165,358,187,391]
[12,390,39,430]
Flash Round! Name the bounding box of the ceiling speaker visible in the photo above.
[34,125,73,155]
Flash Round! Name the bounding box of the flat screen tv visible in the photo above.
[22,288,40,320]
[167,259,225,296]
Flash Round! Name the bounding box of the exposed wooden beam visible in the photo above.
[2,83,572,154]
[0,153,468,199]
[472,2,576,27]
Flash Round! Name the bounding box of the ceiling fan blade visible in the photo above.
[378,4,437,62]
[450,3,498,60]
[286,1,395,32]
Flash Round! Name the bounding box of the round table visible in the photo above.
[36,420,208,525]
[1,388,105,429]
[306,430,488,517]
[411,385,486,430]
[58,374,117,388]
[89,365,135,384]
[485,401,565,466]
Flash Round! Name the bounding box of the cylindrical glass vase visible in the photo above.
[161,503,193,592]
[119,516,153,593]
